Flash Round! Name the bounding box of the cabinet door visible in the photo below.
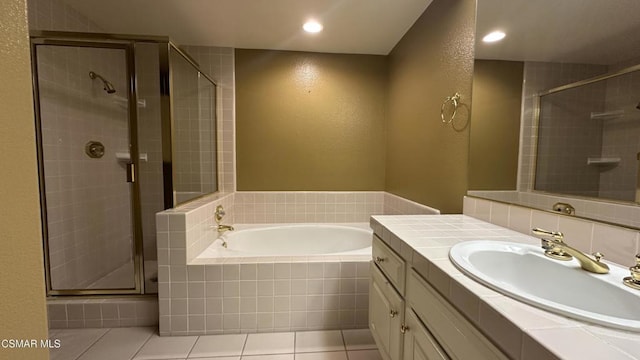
[407,269,508,360]
[403,308,449,360]
[370,262,405,360]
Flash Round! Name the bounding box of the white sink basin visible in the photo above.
[449,241,640,332]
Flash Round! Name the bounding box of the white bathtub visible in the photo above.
[195,223,372,260]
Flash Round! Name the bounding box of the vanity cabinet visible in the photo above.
[370,235,507,360]
[370,261,405,360]
[402,307,449,360]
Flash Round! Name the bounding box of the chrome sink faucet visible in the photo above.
[532,228,609,274]
[214,205,234,247]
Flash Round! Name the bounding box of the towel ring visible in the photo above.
[441,92,461,124]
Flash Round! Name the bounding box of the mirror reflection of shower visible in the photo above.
[89,71,116,94]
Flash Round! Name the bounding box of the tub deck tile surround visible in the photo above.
[155,191,442,335]
[370,213,640,360]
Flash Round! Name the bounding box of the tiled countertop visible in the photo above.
[370,214,640,360]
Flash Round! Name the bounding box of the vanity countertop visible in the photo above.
[370,214,640,360]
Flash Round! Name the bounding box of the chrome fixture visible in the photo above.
[89,71,116,94]
[552,202,575,215]
[214,224,234,248]
[85,140,105,158]
[217,224,234,233]
[215,205,226,224]
[623,254,640,290]
[214,205,234,248]
[532,228,610,274]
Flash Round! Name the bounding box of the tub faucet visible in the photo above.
[213,205,233,247]
[532,228,609,274]
[217,224,234,233]
[212,224,234,248]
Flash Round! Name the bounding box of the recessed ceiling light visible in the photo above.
[303,20,323,33]
[482,31,506,43]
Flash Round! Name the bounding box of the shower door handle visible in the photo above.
[126,162,136,183]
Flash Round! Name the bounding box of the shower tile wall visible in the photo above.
[37,45,134,289]
[535,78,606,196]
[48,297,158,329]
[518,61,607,191]
[519,60,640,202]
[30,0,163,297]
[599,68,640,201]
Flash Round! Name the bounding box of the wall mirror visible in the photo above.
[470,0,640,228]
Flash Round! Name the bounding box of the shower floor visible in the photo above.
[87,260,158,292]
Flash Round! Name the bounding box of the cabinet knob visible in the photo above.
[400,324,409,334]
[389,309,398,318]
[375,256,385,263]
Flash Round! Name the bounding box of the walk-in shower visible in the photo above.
[30,31,218,296]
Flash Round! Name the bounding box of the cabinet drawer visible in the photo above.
[370,262,404,360]
[407,269,508,360]
[372,235,406,295]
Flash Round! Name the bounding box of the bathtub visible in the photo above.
[166,223,373,334]
[195,223,372,260]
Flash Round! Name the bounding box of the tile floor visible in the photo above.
[48,327,382,360]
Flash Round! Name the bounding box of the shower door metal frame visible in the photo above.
[30,31,220,296]
[530,61,640,207]
[31,35,146,296]
[164,43,220,207]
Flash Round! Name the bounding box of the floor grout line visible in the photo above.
[51,327,378,360]
[340,330,350,359]
[184,333,200,359]
[129,327,157,360]
[72,328,111,360]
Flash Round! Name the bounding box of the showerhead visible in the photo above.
[89,71,116,94]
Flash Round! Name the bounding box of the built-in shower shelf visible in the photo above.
[112,96,147,108]
[587,157,620,166]
[590,110,624,120]
[116,152,148,162]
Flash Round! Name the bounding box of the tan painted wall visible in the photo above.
[0,0,50,359]
[235,49,387,190]
[385,0,476,213]
[469,60,523,190]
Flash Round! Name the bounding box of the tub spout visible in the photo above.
[217,225,234,248]
[217,224,234,233]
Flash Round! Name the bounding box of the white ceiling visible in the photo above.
[63,0,640,64]
[63,0,432,55]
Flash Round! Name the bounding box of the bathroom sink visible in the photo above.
[449,241,640,332]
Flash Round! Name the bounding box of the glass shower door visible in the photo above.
[33,42,140,294]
